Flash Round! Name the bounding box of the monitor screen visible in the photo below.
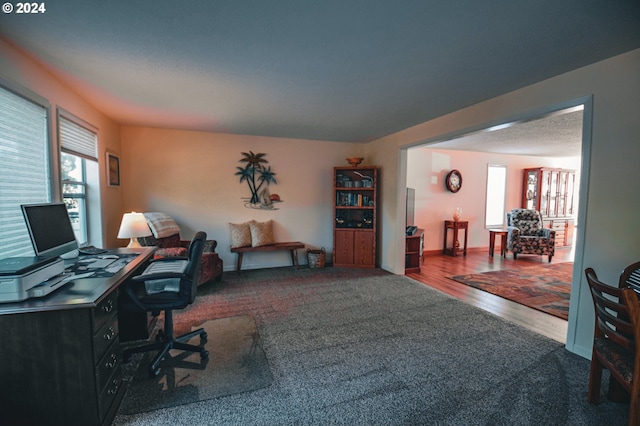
[21,202,79,258]
[406,187,415,227]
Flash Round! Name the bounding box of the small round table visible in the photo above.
[488,228,508,258]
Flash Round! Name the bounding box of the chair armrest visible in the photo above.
[507,226,520,241]
[540,228,556,238]
[179,239,218,252]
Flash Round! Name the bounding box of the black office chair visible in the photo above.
[122,231,209,377]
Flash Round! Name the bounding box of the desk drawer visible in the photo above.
[93,290,119,333]
[98,365,123,422]
[93,314,119,364]
[96,337,121,392]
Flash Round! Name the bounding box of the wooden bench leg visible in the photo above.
[290,249,299,269]
[235,252,244,273]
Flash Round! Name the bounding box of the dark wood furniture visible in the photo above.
[522,167,576,247]
[405,228,424,273]
[443,220,468,257]
[0,247,155,426]
[586,267,640,426]
[230,241,305,272]
[488,228,508,258]
[333,166,377,268]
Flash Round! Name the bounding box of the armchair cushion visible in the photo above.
[516,220,541,236]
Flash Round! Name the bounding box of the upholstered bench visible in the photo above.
[230,241,305,272]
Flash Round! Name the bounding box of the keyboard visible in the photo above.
[87,258,117,269]
[78,246,108,255]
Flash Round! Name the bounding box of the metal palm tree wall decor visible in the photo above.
[235,151,281,209]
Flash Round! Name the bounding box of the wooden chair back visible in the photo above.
[586,267,634,351]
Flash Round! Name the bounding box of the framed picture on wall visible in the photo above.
[107,152,120,187]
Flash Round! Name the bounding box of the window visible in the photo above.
[58,112,98,247]
[0,84,50,258]
[485,164,507,228]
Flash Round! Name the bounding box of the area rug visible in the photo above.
[119,315,273,415]
[449,262,573,320]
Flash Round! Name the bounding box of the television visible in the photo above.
[406,187,415,228]
[21,202,79,258]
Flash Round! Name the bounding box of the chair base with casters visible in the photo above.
[123,309,209,377]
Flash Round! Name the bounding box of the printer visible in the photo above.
[0,256,65,303]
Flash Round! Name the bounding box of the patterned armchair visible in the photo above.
[138,212,223,285]
[506,208,555,262]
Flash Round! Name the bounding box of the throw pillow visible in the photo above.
[229,222,252,248]
[249,220,275,247]
[144,212,181,239]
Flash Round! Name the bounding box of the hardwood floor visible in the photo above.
[406,247,575,343]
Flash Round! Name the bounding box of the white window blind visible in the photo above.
[0,85,50,258]
[59,115,97,160]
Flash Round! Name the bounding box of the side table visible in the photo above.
[488,228,508,258]
[443,220,468,257]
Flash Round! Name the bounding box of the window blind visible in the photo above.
[0,86,50,258]
[59,115,97,160]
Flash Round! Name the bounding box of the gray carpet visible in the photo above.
[113,267,628,425]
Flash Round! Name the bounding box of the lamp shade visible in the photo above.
[117,212,152,247]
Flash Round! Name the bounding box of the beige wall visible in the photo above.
[0,38,123,247]
[119,126,364,270]
[367,48,640,358]
[407,148,581,251]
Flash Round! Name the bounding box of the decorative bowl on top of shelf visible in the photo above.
[346,157,364,166]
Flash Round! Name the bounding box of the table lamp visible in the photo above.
[117,212,152,248]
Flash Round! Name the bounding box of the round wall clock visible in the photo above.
[445,169,462,193]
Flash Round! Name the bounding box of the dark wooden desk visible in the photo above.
[0,247,154,426]
[443,220,468,257]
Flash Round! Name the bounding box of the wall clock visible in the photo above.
[445,169,462,193]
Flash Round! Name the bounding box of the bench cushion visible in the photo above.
[249,220,275,247]
[229,221,252,248]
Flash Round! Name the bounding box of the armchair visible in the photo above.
[506,208,555,262]
[138,212,223,285]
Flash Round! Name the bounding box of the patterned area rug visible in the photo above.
[449,262,573,320]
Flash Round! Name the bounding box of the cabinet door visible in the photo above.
[523,170,538,210]
[334,230,354,264]
[540,170,550,215]
[352,231,374,266]
[548,171,559,217]
[557,172,568,217]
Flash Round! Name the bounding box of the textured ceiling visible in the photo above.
[429,107,584,158]
[0,1,638,145]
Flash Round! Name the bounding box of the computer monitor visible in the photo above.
[21,202,79,258]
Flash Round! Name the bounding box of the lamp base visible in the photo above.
[127,237,142,248]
